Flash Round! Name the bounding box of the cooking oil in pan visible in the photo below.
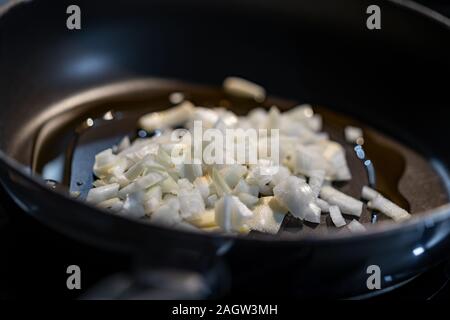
[30,84,449,232]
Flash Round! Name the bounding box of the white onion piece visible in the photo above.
[174,221,201,232]
[118,172,167,198]
[306,114,322,132]
[160,175,179,195]
[220,164,247,189]
[184,163,204,182]
[345,126,364,144]
[120,192,146,219]
[223,77,266,102]
[362,186,411,222]
[93,149,119,178]
[269,165,291,187]
[70,191,81,198]
[186,209,217,228]
[169,92,184,104]
[304,202,322,224]
[86,183,120,204]
[92,180,107,188]
[284,104,314,121]
[150,195,182,226]
[273,176,318,221]
[206,194,218,208]
[189,107,219,129]
[138,101,195,131]
[214,108,239,128]
[368,195,411,222]
[233,179,259,197]
[247,108,267,129]
[246,159,276,194]
[114,136,131,153]
[295,145,329,177]
[268,197,289,214]
[155,147,175,168]
[97,197,123,212]
[368,195,410,222]
[296,142,352,181]
[237,192,259,208]
[320,185,363,217]
[347,219,366,233]
[265,106,281,130]
[193,176,211,201]
[320,141,352,181]
[316,198,330,213]
[247,197,286,234]
[308,169,326,198]
[177,179,205,219]
[212,168,232,196]
[361,186,379,201]
[329,205,346,227]
[124,161,145,181]
[144,185,162,214]
[123,142,159,163]
[215,195,253,233]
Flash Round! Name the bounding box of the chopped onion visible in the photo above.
[85,78,415,235]
[273,176,319,221]
[320,185,363,217]
[308,169,326,198]
[86,183,120,204]
[93,149,120,178]
[237,192,260,208]
[361,185,379,201]
[215,195,253,233]
[121,192,146,218]
[347,219,366,233]
[150,195,182,226]
[115,136,131,153]
[362,186,411,222]
[139,101,195,131]
[118,172,167,198]
[212,167,232,196]
[329,205,346,227]
[316,198,330,213]
[247,197,286,234]
[223,77,266,102]
[143,185,162,214]
[233,179,259,197]
[206,194,219,208]
[344,126,364,144]
[186,209,217,228]
[269,165,291,187]
[177,179,206,219]
[193,176,212,201]
[97,197,123,212]
[220,164,247,189]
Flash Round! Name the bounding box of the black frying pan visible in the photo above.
[1,0,450,298]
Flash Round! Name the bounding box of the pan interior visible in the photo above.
[29,80,449,237]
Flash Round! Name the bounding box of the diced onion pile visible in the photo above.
[85,77,411,235]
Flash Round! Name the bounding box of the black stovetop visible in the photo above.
[1,1,450,300]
